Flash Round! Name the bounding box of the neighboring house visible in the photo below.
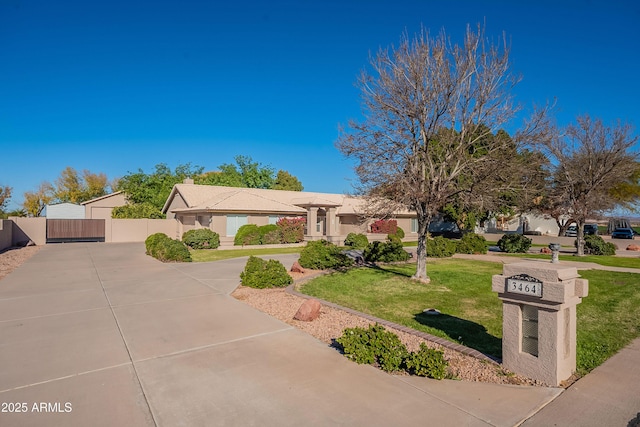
[162,180,419,244]
[45,202,85,219]
[484,214,561,236]
[82,191,127,219]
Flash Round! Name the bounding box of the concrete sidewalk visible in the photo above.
[0,242,627,426]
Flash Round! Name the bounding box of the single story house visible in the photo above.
[162,180,419,245]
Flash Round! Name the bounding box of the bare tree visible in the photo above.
[538,115,639,255]
[336,25,547,282]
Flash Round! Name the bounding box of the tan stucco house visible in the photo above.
[162,180,418,245]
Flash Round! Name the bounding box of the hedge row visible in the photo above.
[235,217,306,246]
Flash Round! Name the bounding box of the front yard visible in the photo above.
[299,259,640,376]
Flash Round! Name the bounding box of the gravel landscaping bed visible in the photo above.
[232,268,543,386]
[0,246,40,280]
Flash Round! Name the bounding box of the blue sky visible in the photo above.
[1,0,639,211]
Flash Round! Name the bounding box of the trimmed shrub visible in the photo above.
[581,235,617,256]
[182,229,220,249]
[497,233,532,253]
[388,226,405,242]
[234,224,261,246]
[146,233,191,262]
[299,240,354,270]
[259,224,280,244]
[370,219,398,234]
[239,256,293,288]
[363,241,411,263]
[426,236,457,258]
[337,324,409,373]
[456,232,488,254]
[277,217,306,243]
[404,343,448,379]
[145,232,169,257]
[336,324,449,378]
[344,233,369,249]
[261,229,282,245]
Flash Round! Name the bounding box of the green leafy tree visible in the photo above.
[23,182,54,217]
[53,167,109,203]
[197,155,275,189]
[273,170,303,191]
[54,166,84,203]
[112,203,164,219]
[336,25,549,282]
[116,163,204,214]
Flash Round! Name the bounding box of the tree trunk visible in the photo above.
[412,215,430,283]
[556,217,573,238]
[576,220,585,256]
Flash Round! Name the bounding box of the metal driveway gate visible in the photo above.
[46,219,106,243]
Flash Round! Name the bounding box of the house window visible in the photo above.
[268,215,279,225]
[411,218,418,233]
[226,215,248,237]
[197,215,210,229]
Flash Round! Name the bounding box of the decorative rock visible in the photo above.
[290,261,305,273]
[540,247,552,254]
[626,244,640,252]
[293,299,321,321]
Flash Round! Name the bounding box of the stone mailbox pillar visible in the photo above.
[492,262,588,386]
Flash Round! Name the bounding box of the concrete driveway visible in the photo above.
[0,243,560,426]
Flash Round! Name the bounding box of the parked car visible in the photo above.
[611,227,635,239]
[564,224,598,237]
[564,226,577,237]
[584,224,599,235]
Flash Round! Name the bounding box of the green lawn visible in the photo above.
[190,246,303,262]
[300,259,640,375]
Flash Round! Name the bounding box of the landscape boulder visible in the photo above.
[540,247,552,254]
[294,299,321,322]
[626,244,640,252]
[291,261,305,273]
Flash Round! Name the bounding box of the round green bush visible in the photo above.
[405,343,448,379]
[182,229,220,249]
[580,234,617,255]
[497,233,532,253]
[456,232,488,254]
[363,241,411,263]
[387,226,405,244]
[337,324,409,373]
[146,233,192,262]
[299,240,354,270]
[344,233,369,249]
[258,224,279,244]
[234,224,261,246]
[240,256,293,288]
[426,236,457,257]
[145,233,172,258]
